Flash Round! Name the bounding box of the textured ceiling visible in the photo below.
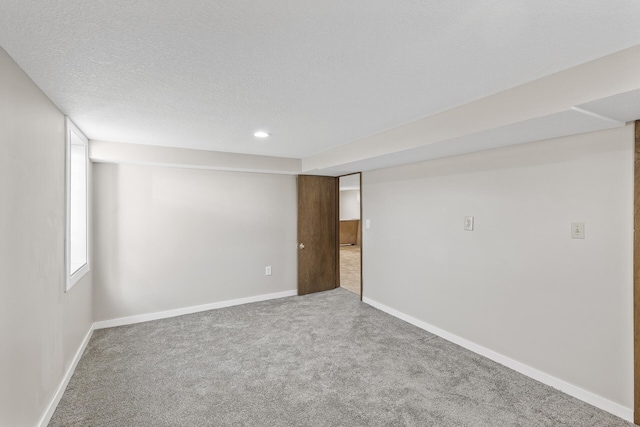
[1,1,640,159]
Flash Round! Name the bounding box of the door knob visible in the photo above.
[298,243,305,250]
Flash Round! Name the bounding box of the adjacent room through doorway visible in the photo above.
[338,173,362,297]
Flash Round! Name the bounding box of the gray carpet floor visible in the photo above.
[50,288,631,426]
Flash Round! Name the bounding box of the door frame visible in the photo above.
[337,172,363,300]
[634,120,640,425]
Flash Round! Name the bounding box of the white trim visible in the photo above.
[65,117,91,292]
[37,324,94,427]
[94,289,298,329]
[362,296,633,422]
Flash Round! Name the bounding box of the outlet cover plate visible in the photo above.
[464,216,474,231]
[571,223,585,239]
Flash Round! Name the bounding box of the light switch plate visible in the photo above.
[571,223,585,239]
[265,266,272,276]
[365,219,371,229]
[464,216,474,231]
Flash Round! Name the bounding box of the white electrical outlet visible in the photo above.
[571,223,585,239]
[464,216,474,231]
[265,266,272,276]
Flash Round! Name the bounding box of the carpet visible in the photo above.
[49,288,631,426]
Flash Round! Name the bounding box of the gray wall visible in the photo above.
[0,48,93,426]
[362,124,634,410]
[92,163,297,321]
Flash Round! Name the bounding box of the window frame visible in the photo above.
[65,117,90,291]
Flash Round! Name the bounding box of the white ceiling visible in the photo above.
[1,0,640,164]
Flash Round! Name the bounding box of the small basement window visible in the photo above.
[66,117,90,291]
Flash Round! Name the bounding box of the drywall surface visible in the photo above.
[93,164,297,321]
[303,45,640,173]
[0,47,93,426]
[339,190,360,220]
[362,125,633,411]
[90,140,302,175]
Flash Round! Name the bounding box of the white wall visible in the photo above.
[339,190,360,220]
[0,47,93,426]
[362,125,634,414]
[92,163,297,321]
[90,140,302,175]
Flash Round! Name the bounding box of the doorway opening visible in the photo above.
[338,173,362,298]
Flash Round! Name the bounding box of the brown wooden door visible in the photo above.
[297,175,338,295]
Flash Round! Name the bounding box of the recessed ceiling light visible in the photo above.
[254,131,270,138]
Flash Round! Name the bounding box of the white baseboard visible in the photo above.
[94,289,298,330]
[362,297,633,423]
[37,324,95,427]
